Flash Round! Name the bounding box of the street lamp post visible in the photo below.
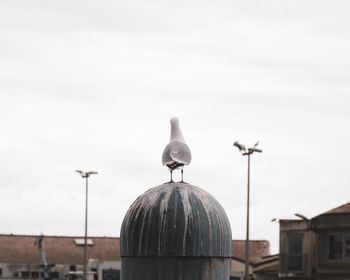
[233,141,262,280]
[76,170,98,280]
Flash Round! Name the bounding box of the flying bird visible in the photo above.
[162,117,191,183]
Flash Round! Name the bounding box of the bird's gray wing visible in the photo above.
[162,143,173,165]
[170,151,188,164]
[169,142,191,165]
[162,141,192,165]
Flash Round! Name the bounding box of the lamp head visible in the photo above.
[233,141,246,153]
[294,213,308,220]
[75,170,98,178]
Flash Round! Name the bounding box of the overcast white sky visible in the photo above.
[1,0,350,253]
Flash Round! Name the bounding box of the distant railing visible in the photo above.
[0,278,45,280]
[280,253,308,275]
[0,270,60,280]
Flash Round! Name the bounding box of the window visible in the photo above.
[49,271,59,279]
[21,271,30,278]
[102,269,120,280]
[31,272,40,278]
[74,239,93,246]
[287,233,304,271]
[329,233,350,260]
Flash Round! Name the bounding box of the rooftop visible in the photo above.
[318,201,350,216]
[231,239,270,264]
[0,234,120,264]
[0,234,269,265]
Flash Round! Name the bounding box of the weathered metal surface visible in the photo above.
[120,182,232,257]
[121,257,230,280]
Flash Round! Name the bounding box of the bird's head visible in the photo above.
[169,117,185,143]
[170,117,179,126]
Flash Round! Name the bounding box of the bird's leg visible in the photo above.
[170,170,173,183]
[180,169,184,183]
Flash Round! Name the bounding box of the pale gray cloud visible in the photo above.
[1,0,350,253]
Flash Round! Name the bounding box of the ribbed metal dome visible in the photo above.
[120,182,232,257]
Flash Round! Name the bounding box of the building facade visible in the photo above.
[279,202,350,280]
[229,240,272,280]
[0,235,120,280]
[0,235,271,280]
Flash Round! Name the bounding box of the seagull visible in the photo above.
[162,117,191,183]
